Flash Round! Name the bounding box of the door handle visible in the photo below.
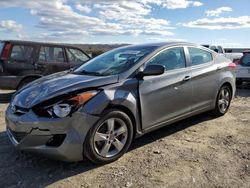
[183,76,191,81]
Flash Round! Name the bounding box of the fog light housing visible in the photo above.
[46,134,66,147]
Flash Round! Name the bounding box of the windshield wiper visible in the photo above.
[78,70,105,76]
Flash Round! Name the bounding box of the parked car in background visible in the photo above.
[202,44,243,63]
[0,40,90,90]
[6,42,236,164]
[236,51,250,85]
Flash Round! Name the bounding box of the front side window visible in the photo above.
[147,47,186,71]
[242,54,250,67]
[188,47,213,66]
[39,47,65,62]
[66,48,89,63]
[74,45,157,76]
[10,45,33,61]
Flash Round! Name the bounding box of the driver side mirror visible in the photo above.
[138,64,165,78]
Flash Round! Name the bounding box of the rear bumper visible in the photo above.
[5,106,100,162]
[0,76,22,90]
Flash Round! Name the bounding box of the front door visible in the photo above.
[139,47,193,130]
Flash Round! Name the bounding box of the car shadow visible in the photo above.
[130,111,214,151]
[0,111,216,187]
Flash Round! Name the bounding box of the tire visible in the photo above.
[83,109,133,164]
[17,77,38,90]
[212,85,232,116]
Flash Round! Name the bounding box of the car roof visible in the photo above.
[120,42,211,52]
[125,42,197,48]
[0,40,82,48]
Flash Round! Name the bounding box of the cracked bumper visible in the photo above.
[5,106,99,162]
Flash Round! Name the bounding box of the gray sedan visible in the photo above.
[5,42,236,164]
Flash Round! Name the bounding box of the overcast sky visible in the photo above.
[0,0,249,47]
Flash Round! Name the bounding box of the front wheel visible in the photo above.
[83,109,133,164]
[212,85,232,116]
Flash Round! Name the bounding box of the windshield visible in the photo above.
[74,45,157,76]
[0,42,4,55]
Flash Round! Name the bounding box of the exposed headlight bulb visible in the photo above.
[52,103,72,118]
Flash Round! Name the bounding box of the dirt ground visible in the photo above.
[0,86,249,188]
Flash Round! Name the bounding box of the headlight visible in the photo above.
[52,103,72,118]
[35,91,99,118]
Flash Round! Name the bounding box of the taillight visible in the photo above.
[229,62,237,70]
[1,43,11,60]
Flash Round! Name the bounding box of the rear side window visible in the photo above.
[39,47,65,62]
[147,47,186,71]
[66,48,89,63]
[188,47,213,66]
[10,45,33,61]
[242,54,250,67]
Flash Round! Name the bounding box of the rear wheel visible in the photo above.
[212,85,232,116]
[83,109,133,164]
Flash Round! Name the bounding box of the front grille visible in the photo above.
[8,129,28,142]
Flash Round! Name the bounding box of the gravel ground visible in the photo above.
[0,87,249,188]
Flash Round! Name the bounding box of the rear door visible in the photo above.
[4,44,35,75]
[65,47,90,69]
[36,46,70,75]
[186,47,218,111]
[139,47,193,130]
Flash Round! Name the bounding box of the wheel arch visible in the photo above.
[105,104,137,139]
[16,75,42,89]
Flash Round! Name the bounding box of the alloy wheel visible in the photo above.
[93,118,128,158]
[218,88,230,113]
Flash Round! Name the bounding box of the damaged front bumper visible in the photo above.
[5,105,99,162]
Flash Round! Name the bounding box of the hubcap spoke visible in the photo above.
[218,99,224,106]
[114,126,126,136]
[224,100,229,106]
[107,119,115,133]
[221,90,225,98]
[224,91,229,99]
[113,138,125,152]
[100,141,112,157]
[94,132,109,142]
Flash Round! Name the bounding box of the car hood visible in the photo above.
[12,71,118,108]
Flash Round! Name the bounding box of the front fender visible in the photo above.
[81,79,143,138]
[82,89,138,117]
